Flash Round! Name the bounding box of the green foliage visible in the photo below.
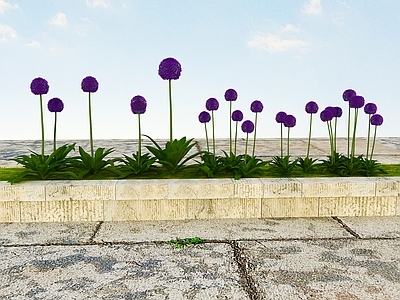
[231,155,268,180]
[10,143,75,183]
[113,152,156,178]
[166,237,204,248]
[297,156,319,174]
[360,157,387,177]
[196,152,225,178]
[144,135,204,174]
[270,156,299,177]
[68,146,115,179]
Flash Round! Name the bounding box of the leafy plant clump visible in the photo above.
[166,237,204,249]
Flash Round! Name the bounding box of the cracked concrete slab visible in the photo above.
[94,218,353,243]
[339,216,400,239]
[239,239,400,299]
[0,243,247,300]
[0,222,98,245]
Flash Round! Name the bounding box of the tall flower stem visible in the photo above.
[137,112,142,164]
[351,108,359,158]
[347,106,351,157]
[287,127,290,157]
[229,102,233,154]
[306,114,313,158]
[39,94,45,160]
[334,117,338,153]
[168,79,173,143]
[280,123,283,158]
[252,113,258,157]
[211,111,216,156]
[327,121,334,157]
[370,125,378,160]
[53,112,58,152]
[234,121,238,156]
[88,92,94,157]
[244,133,249,162]
[204,123,210,153]
[366,115,372,158]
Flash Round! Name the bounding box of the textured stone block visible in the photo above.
[116,179,168,200]
[46,180,115,201]
[70,200,104,222]
[262,197,319,218]
[0,181,47,202]
[299,177,375,197]
[168,178,235,200]
[261,178,302,198]
[374,177,400,196]
[20,201,72,222]
[0,201,20,222]
[319,196,397,217]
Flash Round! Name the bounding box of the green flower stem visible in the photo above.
[366,115,372,158]
[327,121,334,157]
[287,127,290,157]
[245,132,249,162]
[211,111,216,156]
[370,125,378,160]
[234,121,238,156]
[252,112,258,157]
[280,123,283,158]
[53,112,57,153]
[204,123,210,153]
[334,117,338,153]
[88,92,94,157]
[39,94,45,160]
[306,114,313,158]
[169,79,173,143]
[351,108,359,158]
[138,112,142,165]
[229,101,232,154]
[347,105,351,157]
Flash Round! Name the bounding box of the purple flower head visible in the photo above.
[250,100,263,113]
[47,98,64,113]
[320,109,334,122]
[325,106,336,117]
[232,110,243,122]
[198,111,211,123]
[370,114,384,126]
[349,95,365,109]
[30,77,49,95]
[158,57,182,80]
[343,89,356,101]
[224,88,238,101]
[241,120,254,134]
[305,101,319,114]
[284,114,296,128]
[334,106,343,118]
[364,102,377,115]
[275,111,287,123]
[81,76,99,93]
[130,95,147,114]
[205,98,219,111]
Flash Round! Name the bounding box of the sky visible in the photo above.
[1,0,400,141]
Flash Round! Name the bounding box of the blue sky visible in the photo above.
[1,0,400,140]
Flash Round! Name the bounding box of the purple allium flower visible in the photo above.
[198,111,211,123]
[370,114,384,126]
[30,77,49,95]
[334,106,343,118]
[224,88,238,101]
[250,100,263,113]
[320,109,334,122]
[232,110,243,122]
[325,106,336,117]
[158,57,182,80]
[364,102,377,115]
[284,114,296,128]
[241,120,254,134]
[130,95,147,114]
[47,98,64,113]
[305,101,318,114]
[205,98,219,111]
[349,95,365,109]
[343,89,356,101]
[275,111,287,123]
[81,76,99,93]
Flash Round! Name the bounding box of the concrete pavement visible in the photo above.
[1,217,400,299]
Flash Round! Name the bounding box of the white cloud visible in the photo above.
[248,34,307,52]
[302,0,324,15]
[27,40,40,48]
[86,0,109,8]
[49,12,69,27]
[281,24,300,33]
[0,0,18,14]
[0,23,17,42]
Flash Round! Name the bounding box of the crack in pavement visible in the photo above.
[332,216,361,238]
[88,221,103,243]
